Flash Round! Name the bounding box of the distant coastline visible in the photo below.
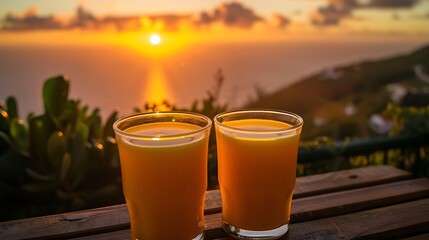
[0,40,427,120]
[248,43,429,140]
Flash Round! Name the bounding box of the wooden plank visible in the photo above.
[206,165,411,214]
[0,205,130,240]
[204,179,429,239]
[72,178,429,240]
[0,166,411,240]
[71,229,129,240]
[403,233,429,240]
[289,198,429,240]
[292,178,429,222]
[294,165,411,198]
[210,198,429,240]
[205,190,222,214]
[0,191,219,240]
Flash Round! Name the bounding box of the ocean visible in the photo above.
[0,39,427,119]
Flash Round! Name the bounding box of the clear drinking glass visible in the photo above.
[214,109,303,239]
[114,111,212,240]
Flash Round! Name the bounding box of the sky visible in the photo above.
[0,1,324,18]
[1,0,429,42]
[1,0,429,116]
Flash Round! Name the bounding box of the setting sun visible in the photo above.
[150,34,161,45]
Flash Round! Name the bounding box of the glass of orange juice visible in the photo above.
[214,109,303,239]
[113,112,212,240]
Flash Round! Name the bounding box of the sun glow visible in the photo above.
[116,31,194,57]
[143,63,173,107]
[150,34,161,45]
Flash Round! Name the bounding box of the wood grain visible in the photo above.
[70,178,429,240]
[205,165,411,215]
[293,165,411,198]
[211,199,429,240]
[291,178,429,223]
[288,198,429,240]
[403,233,429,240]
[0,205,130,240]
[204,178,429,239]
[0,166,412,240]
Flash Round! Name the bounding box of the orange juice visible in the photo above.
[216,118,301,231]
[116,121,209,240]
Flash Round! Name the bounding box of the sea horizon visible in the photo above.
[1,38,428,119]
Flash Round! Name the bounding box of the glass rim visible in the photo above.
[113,111,212,139]
[214,109,303,134]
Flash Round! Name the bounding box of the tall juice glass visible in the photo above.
[214,110,303,239]
[113,112,212,240]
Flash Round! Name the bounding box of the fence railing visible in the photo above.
[298,133,429,177]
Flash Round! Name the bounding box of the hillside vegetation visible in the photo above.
[247,44,429,140]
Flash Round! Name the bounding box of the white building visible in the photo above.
[368,114,393,135]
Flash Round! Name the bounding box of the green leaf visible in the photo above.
[25,168,54,182]
[59,153,71,183]
[29,115,56,167]
[26,112,35,124]
[103,111,117,140]
[0,150,30,186]
[6,97,18,119]
[79,184,121,203]
[56,189,73,201]
[75,121,89,142]
[22,182,56,193]
[63,100,79,130]
[79,104,88,120]
[43,75,69,119]
[69,123,89,188]
[71,196,86,209]
[10,118,29,151]
[0,131,14,149]
[89,109,102,139]
[47,131,67,172]
[0,110,9,132]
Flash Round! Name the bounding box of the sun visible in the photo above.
[150,34,161,45]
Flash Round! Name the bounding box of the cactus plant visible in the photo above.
[0,75,122,221]
[0,71,228,220]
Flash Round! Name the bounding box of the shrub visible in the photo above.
[0,76,122,221]
[0,71,227,220]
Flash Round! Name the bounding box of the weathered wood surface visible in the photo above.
[293,165,411,198]
[0,205,130,240]
[210,199,429,240]
[404,233,429,240]
[291,178,429,222]
[288,198,429,240]
[203,178,429,239]
[73,198,429,240]
[0,166,420,240]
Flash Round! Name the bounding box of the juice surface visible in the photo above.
[216,119,300,230]
[222,118,290,131]
[117,122,208,239]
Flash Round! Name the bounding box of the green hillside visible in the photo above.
[247,44,429,140]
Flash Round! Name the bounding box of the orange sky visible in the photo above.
[1,0,429,46]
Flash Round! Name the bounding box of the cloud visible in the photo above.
[67,5,191,31]
[196,2,264,28]
[2,7,63,31]
[311,0,421,26]
[355,0,420,8]
[329,0,420,8]
[272,14,291,29]
[71,5,98,28]
[2,2,264,32]
[311,4,352,26]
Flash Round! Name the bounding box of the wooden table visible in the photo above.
[2,165,429,239]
